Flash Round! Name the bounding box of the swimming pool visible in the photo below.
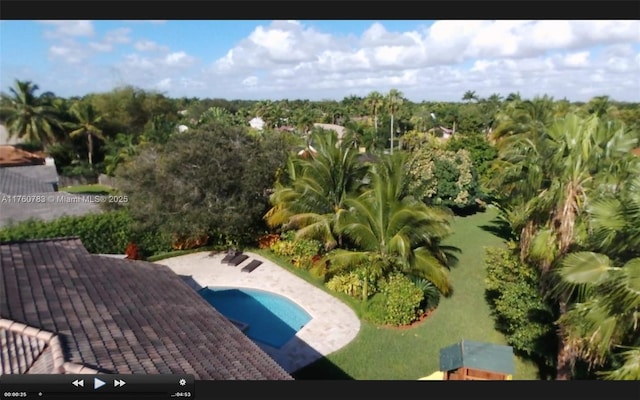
[199,287,312,349]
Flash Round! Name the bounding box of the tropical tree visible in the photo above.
[265,130,368,250]
[324,152,456,298]
[555,253,640,379]
[387,89,404,154]
[0,80,61,146]
[552,167,640,379]
[67,101,106,166]
[462,90,479,103]
[364,91,385,132]
[490,112,638,379]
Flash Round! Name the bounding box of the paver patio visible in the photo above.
[156,251,361,373]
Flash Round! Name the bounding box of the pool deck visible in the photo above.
[155,251,361,373]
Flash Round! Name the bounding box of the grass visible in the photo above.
[291,207,540,380]
[147,208,541,379]
[61,184,115,195]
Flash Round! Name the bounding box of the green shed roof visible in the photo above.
[439,340,515,375]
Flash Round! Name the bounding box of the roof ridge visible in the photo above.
[0,236,83,246]
[0,318,101,374]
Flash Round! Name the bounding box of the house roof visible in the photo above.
[313,123,346,139]
[0,146,45,167]
[5,164,59,185]
[0,168,55,196]
[0,192,101,228]
[0,238,292,379]
[439,340,515,375]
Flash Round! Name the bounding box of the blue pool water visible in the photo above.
[199,287,312,349]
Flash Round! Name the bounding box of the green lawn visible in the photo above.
[61,184,114,195]
[291,207,540,380]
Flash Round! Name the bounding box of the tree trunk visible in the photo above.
[390,114,394,155]
[555,300,573,380]
[88,134,93,166]
[374,114,378,132]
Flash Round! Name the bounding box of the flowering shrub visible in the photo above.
[258,233,280,249]
[406,147,482,209]
[124,242,141,260]
[269,231,322,269]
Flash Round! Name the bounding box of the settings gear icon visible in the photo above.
[178,378,186,386]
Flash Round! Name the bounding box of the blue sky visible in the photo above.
[1,20,639,102]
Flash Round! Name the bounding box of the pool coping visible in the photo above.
[155,251,361,373]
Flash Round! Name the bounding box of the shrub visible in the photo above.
[363,273,424,326]
[0,210,172,257]
[410,276,441,310]
[258,233,280,249]
[125,242,141,260]
[406,147,483,209]
[484,246,557,367]
[269,231,322,270]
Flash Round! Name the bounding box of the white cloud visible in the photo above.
[10,20,639,102]
[155,78,172,91]
[242,76,258,86]
[104,27,131,44]
[40,20,94,37]
[563,51,590,68]
[163,52,195,67]
[134,40,169,52]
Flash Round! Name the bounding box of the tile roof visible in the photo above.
[0,168,55,196]
[0,238,292,380]
[6,165,59,185]
[0,145,42,166]
[0,319,99,374]
[0,192,101,228]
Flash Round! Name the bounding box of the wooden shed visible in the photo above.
[439,340,515,380]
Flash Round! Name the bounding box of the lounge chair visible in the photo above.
[229,254,249,266]
[221,250,241,264]
[241,259,263,273]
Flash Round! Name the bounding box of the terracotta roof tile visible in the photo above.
[0,237,292,379]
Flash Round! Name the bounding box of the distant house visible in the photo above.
[0,145,45,167]
[0,237,292,379]
[313,123,346,140]
[0,124,22,146]
[0,148,101,227]
[249,117,265,131]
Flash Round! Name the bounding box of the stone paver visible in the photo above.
[156,251,361,373]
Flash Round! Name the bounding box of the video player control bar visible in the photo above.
[1,374,194,399]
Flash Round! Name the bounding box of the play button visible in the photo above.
[94,377,106,390]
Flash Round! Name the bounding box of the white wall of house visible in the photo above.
[0,124,22,145]
[249,117,265,131]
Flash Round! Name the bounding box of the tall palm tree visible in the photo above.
[490,113,638,379]
[0,80,61,146]
[265,130,368,250]
[462,90,479,103]
[364,91,385,132]
[67,101,106,166]
[325,152,456,299]
[387,89,403,155]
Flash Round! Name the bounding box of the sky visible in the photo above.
[1,20,639,102]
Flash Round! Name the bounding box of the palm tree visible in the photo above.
[67,101,106,166]
[462,90,479,103]
[555,252,640,379]
[364,91,385,132]
[0,80,61,146]
[265,129,368,251]
[387,89,403,155]
[325,152,456,299]
[490,113,638,379]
